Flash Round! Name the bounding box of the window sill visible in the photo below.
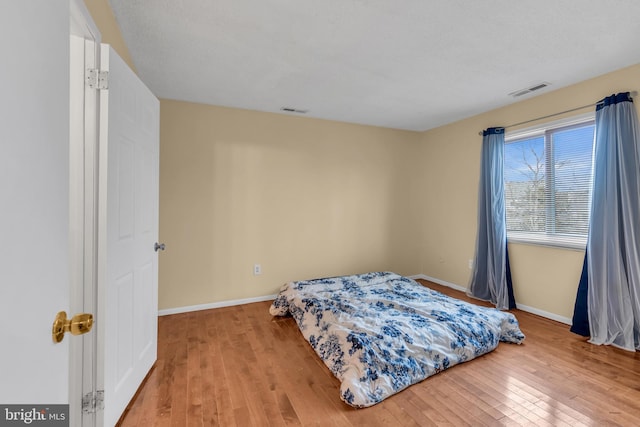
[507,232,587,251]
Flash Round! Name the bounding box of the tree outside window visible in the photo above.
[504,120,595,248]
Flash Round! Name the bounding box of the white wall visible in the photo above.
[0,1,70,403]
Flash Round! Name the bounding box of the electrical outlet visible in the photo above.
[253,264,262,275]
[468,259,473,269]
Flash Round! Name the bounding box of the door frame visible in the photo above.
[69,1,101,425]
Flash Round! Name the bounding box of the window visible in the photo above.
[504,114,595,249]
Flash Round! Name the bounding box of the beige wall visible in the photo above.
[418,63,640,320]
[159,101,422,309]
[84,0,640,319]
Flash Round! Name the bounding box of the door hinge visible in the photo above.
[86,69,109,90]
[82,390,104,414]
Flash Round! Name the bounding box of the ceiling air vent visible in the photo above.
[280,107,308,114]
[508,82,551,98]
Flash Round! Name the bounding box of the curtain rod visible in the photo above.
[477,90,638,136]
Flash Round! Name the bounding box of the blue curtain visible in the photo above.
[468,127,516,310]
[570,253,589,336]
[571,92,640,351]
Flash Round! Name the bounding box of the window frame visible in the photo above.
[504,112,595,250]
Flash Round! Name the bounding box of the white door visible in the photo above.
[0,0,71,405]
[97,45,160,427]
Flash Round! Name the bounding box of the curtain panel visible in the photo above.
[468,128,516,310]
[571,92,640,351]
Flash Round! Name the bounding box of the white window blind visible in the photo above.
[504,115,595,249]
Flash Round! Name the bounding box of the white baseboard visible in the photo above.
[158,274,572,326]
[409,274,467,292]
[158,294,277,316]
[409,274,572,325]
[513,303,572,325]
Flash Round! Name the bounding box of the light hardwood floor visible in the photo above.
[118,280,640,426]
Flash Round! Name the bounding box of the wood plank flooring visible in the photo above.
[118,280,640,426]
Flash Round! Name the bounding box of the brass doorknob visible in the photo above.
[52,311,94,343]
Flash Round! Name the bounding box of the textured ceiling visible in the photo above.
[108,0,640,131]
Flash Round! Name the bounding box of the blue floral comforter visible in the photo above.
[270,271,525,408]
